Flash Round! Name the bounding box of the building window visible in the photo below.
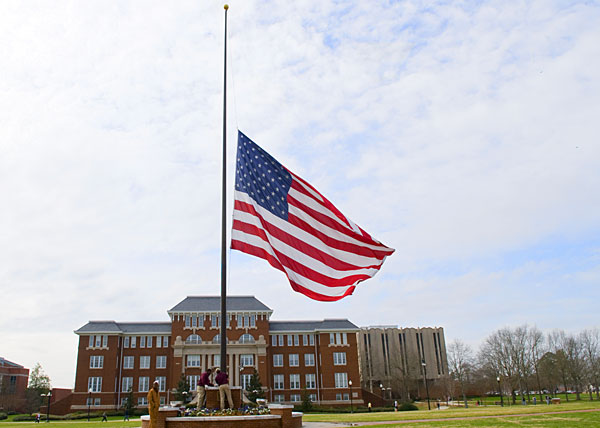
[309,334,314,346]
[94,398,100,406]
[122,377,133,392]
[160,397,166,406]
[213,355,220,368]
[212,334,228,344]
[241,374,252,390]
[147,336,153,348]
[137,397,148,406]
[88,377,102,392]
[289,374,300,390]
[156,356,167,369]
[186,376,199,391]
[139,377,150,392]
[191,315,197,328]
[89,335,94,347]
[289,354,299,367]
[90,356,104,369]
[211,315,219,328]
[123,356,134,369]
[156,376,166,392]
[187,355,201,367]
[303,334,308,346]
[140,356,151,369]
[309,393,317,402]
[185,334,202,344]
[124,336,130,348]
[273,354,283,367]
[185,315,191,327]
[156,336,162,348]
[305,373,316,389]
[239,334,255,344]
[250,314,256,327]
[131,336,137,348]
[329,332,348,345]
[294,335,299,346]
[278,335,284,346]
[287,335,293,346]
[103,335,108,347]
[140,336,146,348]
[304,354,315,367]
[290,394,301,402]
[333,352,347,365]
[334,373,348,388]
[271,335,277,346]
[273,374,284,390]
[343,393,349,400]
[274,394,284,403]
[163,336,169,348]
[240,354,254,367]
[336,393,343,401]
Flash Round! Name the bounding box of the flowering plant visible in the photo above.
[189,406,270,417]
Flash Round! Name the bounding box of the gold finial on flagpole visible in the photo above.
[224,4,229,9]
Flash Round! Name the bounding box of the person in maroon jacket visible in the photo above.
[197,368,213,408]
[215,368,234,409]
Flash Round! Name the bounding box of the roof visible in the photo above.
[168,296,272,313]
[269,319,359,332]
[0,357,24,368]
[74,321,171,335]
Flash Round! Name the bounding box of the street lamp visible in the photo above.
[41,391,52,422]
[421,360,431,410]
[349,380,353,413]
[497,377,503,407]
[88,389,92,421]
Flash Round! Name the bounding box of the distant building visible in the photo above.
[69,296,362,413]
[358,326,448,401]
[0,357,29,412]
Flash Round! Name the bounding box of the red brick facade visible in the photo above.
[0,357,29,412]
[70,296,362,413]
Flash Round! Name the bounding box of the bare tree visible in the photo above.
[580,329,600,400]
[448,339,474,408]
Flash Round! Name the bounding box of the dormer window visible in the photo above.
[239,334,255,344]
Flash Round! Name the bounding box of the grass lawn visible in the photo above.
[0,422,139,428]
[303,400,600,423]
[357,411,600,427]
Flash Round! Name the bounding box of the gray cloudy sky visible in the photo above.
[1,0,599,388]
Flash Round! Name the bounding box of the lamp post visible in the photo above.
[349,380,353,413]
[421,360,431,410]
[497,377,503,407]
[87,389,92,421]
[41,391,52,422]
[380,383,384,407]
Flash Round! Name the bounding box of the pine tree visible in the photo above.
[175,374,190,402]
[300,388,313,412]
[245,370,265,403]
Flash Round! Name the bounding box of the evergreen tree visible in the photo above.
[122,388,135,415]
[175,374,189,402]
[245,370,265,403]
[300,388,313,412]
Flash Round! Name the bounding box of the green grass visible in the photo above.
[303,401,600,423]
[0,422,139,428]
[357,411,600,427]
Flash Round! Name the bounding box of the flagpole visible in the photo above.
[220,3,229,373]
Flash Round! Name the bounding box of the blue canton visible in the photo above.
[235,131,292,220]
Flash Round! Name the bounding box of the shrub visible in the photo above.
[0,413,7,420]
[398,403,418,411]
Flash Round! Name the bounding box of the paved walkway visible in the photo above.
[302,408,600,427]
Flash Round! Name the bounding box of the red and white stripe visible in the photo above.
[231,170,394,301]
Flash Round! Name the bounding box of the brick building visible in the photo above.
[71,296,362,412]
[0,357,29,412]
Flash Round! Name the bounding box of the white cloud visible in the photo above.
[1,0,599,387]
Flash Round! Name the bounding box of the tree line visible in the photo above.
[448,326,600,404]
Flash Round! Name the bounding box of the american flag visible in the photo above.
[231,131,394,302]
